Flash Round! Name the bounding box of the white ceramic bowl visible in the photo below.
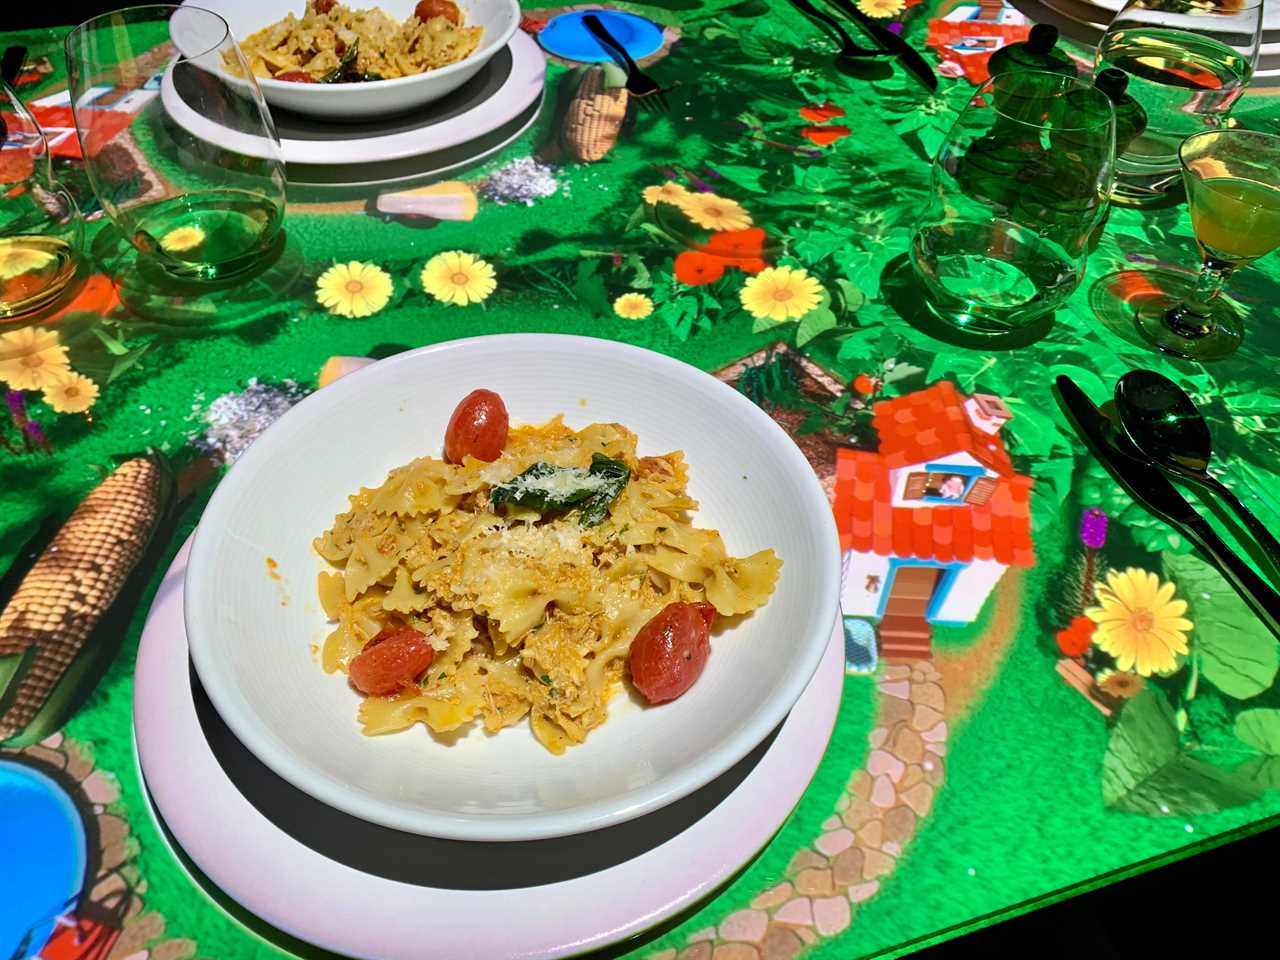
[193,0,521,119]
[185,334,841,841]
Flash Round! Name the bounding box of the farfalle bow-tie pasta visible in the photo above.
[314,402,781,755]
[229,0,482,84]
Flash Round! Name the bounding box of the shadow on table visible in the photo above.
[139,666,783,958]
[1087,267,1168,352]
[187,662,779,888]
[91,223,309,340]
[880,253,1056,351]
[1089,263,1280,363]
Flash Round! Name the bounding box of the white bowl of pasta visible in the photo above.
[193,0,522,119]
[185,334,840,841]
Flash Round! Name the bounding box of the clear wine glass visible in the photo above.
[1095,0,1262,206]
[910,70,1116,335]
[0,80,84,321]
[65,5,286,281]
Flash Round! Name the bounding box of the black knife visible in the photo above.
[822,0,938,91]
[1055,375,1280,641]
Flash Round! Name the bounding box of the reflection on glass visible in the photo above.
[1095,0,1261,206]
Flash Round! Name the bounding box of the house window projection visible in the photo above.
[903,472,999,504]
[905,471,968,501]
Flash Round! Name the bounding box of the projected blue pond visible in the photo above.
[0,759,88,959]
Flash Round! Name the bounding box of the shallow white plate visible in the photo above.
[137,539,844,960]
[160,28,545,166]
[283,92,541,188]
[190,0,521,119]
[184,335,841,841]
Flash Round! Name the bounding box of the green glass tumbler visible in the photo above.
[911,71,1116,335]
[65,5,286,282]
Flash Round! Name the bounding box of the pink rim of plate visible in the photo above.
[134,539,845,960]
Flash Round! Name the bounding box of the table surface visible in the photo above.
[4,2,1280,959]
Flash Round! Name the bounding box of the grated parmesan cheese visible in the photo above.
[492,521,588,559]
[504,466,612,501]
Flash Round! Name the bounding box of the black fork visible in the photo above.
[582,14,670,113]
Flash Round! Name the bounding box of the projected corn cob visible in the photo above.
[0,456,169,743]
[564,67,628,163]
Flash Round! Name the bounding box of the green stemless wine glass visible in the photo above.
[0,80,84,321]
[65,5,286,281]
[910,70,1116,336]
[1130,129,1280,359]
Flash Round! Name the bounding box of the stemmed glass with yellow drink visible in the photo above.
[0,80,84,321]
[1132,129,1280,359]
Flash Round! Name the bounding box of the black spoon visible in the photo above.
[1115,369,1280,581]
[783,0,895,82]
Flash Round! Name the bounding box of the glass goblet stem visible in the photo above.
[1164,259,1233,339]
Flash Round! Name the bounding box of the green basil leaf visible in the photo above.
[577,454,630,527]
[490,455,630,527]
[491,462,595,512]
[321,39,359,83]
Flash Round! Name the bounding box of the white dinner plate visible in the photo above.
[183,335,841,841]
[276,94,542,188]
[135,539,845,960]
[159,29,545,166]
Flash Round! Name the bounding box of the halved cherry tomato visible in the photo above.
[414,0,461,23]
[444,389,508,463]
[349,626,434,696]
[275,70,315,83]
[629,601,716,704]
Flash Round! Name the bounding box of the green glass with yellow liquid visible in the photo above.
[1132,130,1280,360]
[0,236,79,319]
[0,78,85,321]
[66,6,287,288]
[1190,177,1280,267]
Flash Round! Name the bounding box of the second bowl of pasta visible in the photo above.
[195,0,522,119]
[185,334,840,840]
